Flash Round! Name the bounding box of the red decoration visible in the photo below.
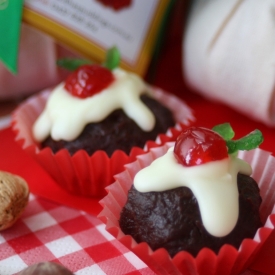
[64,65,114,99]
[174,127,228,166]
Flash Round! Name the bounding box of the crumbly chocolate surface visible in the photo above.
[119,173,262,257]
[42,94,175,156]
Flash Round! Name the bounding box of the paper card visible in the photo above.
[22,0,172,76]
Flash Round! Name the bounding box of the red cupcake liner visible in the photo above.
[12,88,194,198]
[98,144,275,275]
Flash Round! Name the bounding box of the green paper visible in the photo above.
[0,0,24,74]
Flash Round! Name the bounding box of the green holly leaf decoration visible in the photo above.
[102,46,120,70]
[226,129,264,154]
[212,123,263,155]
[212,123,235,141]
[56,46,120,71]
[56,58,92,71]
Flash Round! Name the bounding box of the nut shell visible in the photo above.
[0,171,29,230]
[19,262,74,275]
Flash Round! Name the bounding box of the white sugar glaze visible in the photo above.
[33,68,155,142]
[134,147,252,237]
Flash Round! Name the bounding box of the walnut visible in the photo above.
[18,262,74,275]
[0,171,29,230]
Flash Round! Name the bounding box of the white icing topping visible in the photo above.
[33,68,156,142]
[134,147,252,237]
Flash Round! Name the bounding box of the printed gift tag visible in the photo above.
[23,0,172,75]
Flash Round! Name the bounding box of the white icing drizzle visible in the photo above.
[134,147,252,237]
[33,68,156,142]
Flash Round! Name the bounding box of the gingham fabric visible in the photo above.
[0,194,155,275]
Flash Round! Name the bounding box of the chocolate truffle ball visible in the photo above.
[42,94,175,156]
[119,173,262,257]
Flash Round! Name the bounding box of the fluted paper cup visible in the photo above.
[98,144,275,275]
[12,87,194,198]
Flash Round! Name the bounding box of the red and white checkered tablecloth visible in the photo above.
[0,194,155,275]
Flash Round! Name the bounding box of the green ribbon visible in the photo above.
[0,0,24,74]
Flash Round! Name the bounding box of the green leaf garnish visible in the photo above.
[212,123,235,141]
[102,46,120,70]
[226,129,263,154]
[213,123,264,155]
[56,58,92,71]
[57,46,120,71]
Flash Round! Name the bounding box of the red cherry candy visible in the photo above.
[65,65,114,99]
[174,127,228,166]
